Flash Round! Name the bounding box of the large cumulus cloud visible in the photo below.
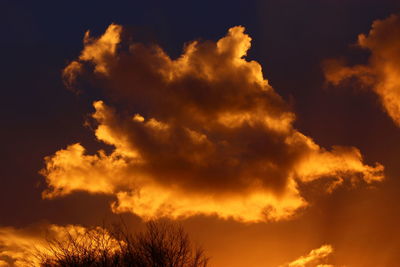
[40,24,383,222]
[324,14,400,126]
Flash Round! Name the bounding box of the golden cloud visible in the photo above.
[0,224,93,266]
[324,14,400,126]
[41,24,384,222]
[63,24,122,89]
[281,245,334,267]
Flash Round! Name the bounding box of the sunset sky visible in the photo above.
[2,1,400,266]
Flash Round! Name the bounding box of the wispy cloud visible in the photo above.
[0,224,94,267]
[281,245,334,267]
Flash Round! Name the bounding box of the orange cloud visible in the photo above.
[41,24,384,222]
[0,224,94,266]
[324,14,400,126]
[281,245,334,267]
[62,24,122,89]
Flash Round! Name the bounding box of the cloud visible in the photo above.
[63,24,122,89]
[324,14,400,126]
[0,224,92,266]
[41,24,384,222]
[281,245,334,267]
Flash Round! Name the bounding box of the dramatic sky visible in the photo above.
[2,0,400,266]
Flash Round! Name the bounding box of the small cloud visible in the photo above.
[0,224,91,266]
[281,245,334,267]
[324,14,400,127]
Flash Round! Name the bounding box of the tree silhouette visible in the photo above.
[37,221,209,267]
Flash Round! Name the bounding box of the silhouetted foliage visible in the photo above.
[37,221,209,267]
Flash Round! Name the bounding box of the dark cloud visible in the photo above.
[40,24,383,222]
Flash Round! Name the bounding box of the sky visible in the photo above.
[2,0,400,266]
